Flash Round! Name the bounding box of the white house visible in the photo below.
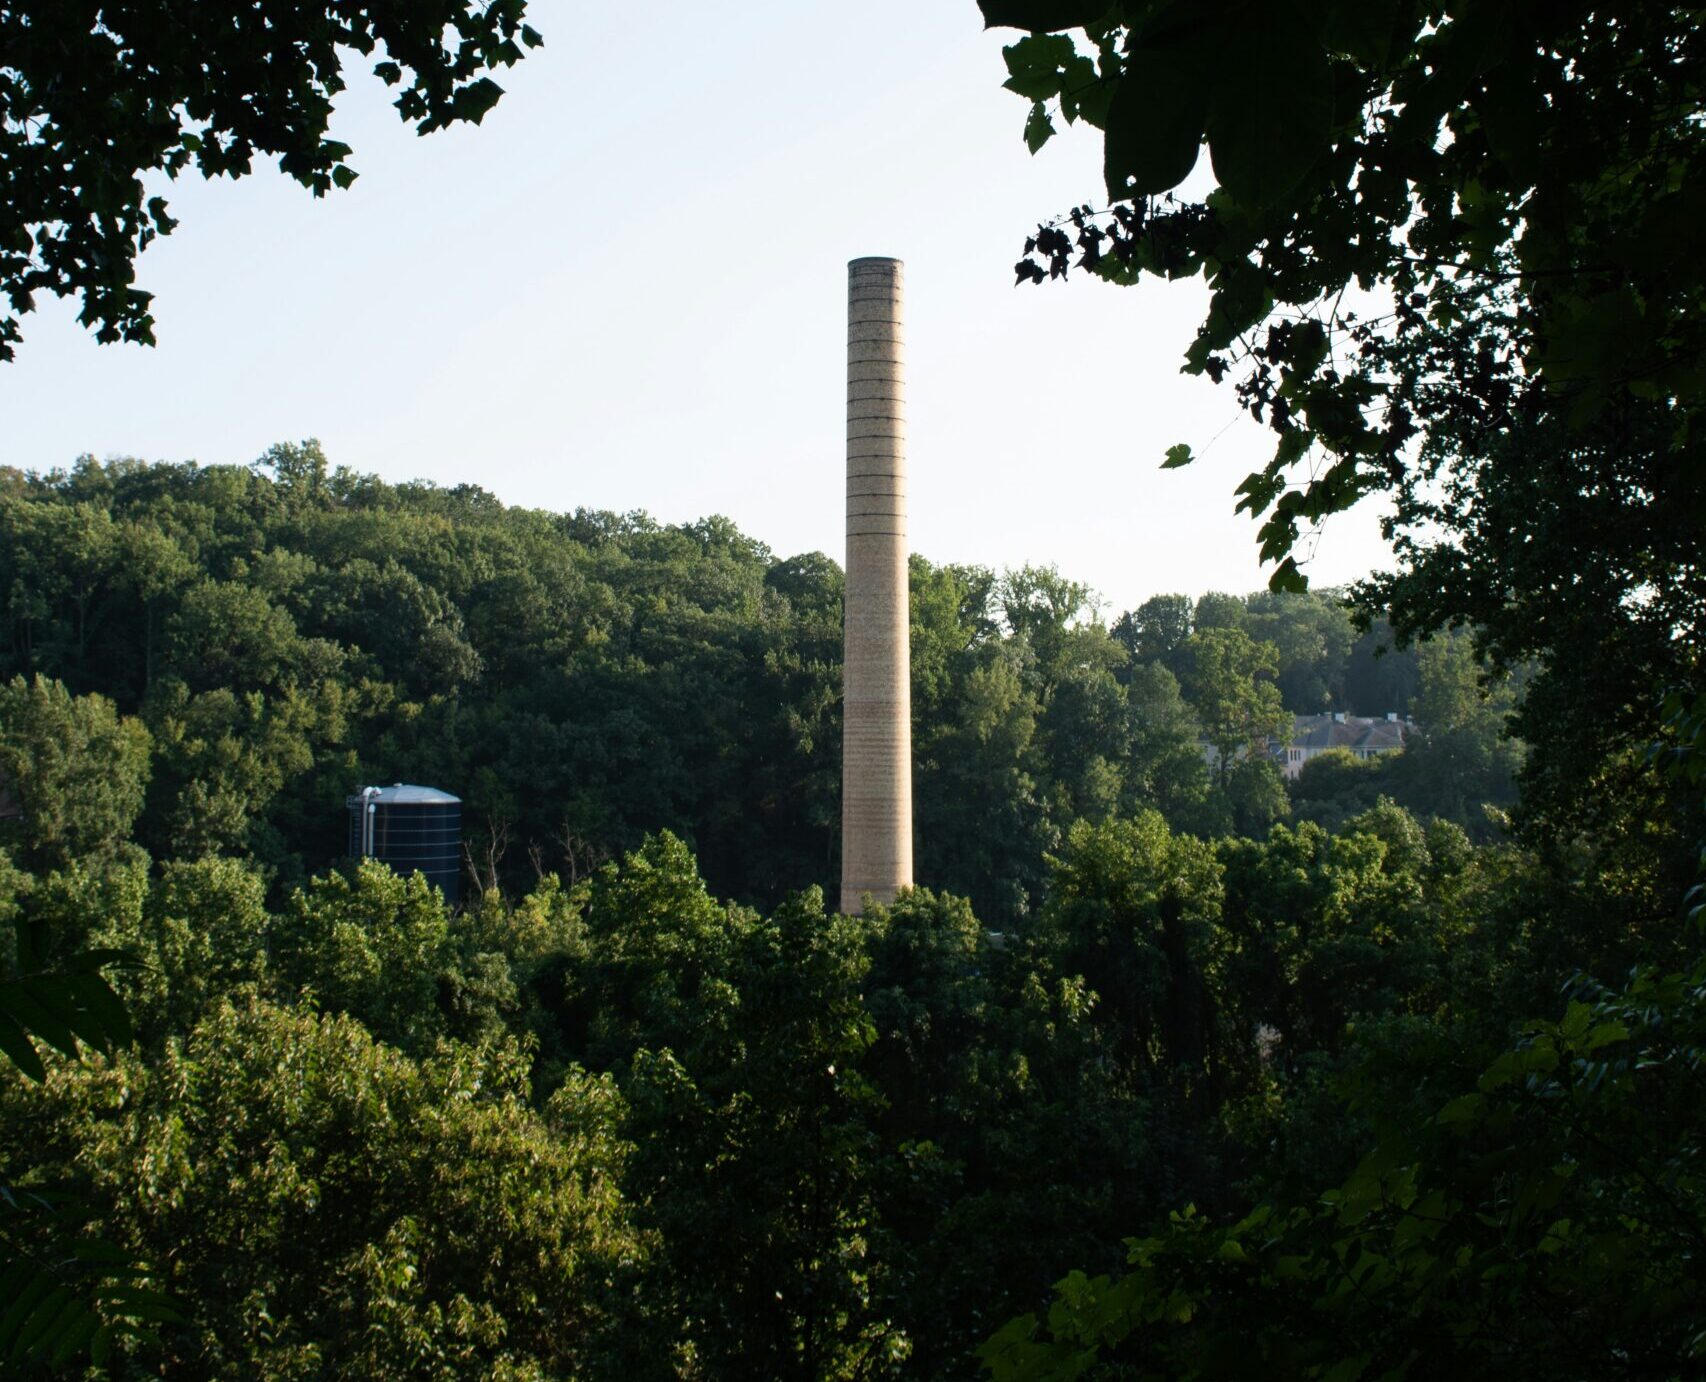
[1278,712,1410,780]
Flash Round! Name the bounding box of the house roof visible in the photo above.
[1291,714,1409,753]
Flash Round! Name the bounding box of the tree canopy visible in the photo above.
[0,0,542,359]
[989,0,1702,845]
[993,0,1702,565]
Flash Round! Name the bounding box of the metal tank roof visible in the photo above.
[349,783,461,805]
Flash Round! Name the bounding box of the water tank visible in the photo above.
[346,783,462,904]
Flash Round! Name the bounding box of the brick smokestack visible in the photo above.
[841,256,913,915]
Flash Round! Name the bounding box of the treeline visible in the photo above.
[0,444,1517,925]
[0,447,1697,1376]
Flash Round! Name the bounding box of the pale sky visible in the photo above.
[0,1,1394,614]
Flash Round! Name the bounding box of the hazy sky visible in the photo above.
[0,1,1394,613]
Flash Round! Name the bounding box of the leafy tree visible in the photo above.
[1217,810,1440,1065]
[0,675,150,871]
[1178,627,1287,785]
[1221,756,1289,840]
[864,888,989,1142]
[1342,616,1421,719]
[998,565,1097,680]
[0,1,544,357]
[273,860,460,1055]
[1112,593,1193,678]
[1,997,643,1377]
[0,913,175,1372]
[995,0,1703,575]
[1121,662,1213,832]
[93,856,269,1043]
[1289,745,1397,832]
[1033,814,1223,1093]
[575,839,900,1377]
[1367,403,1701,846]
[1396,633,1523,833]
[1190,592,1246,634]
[1244,589,1355,713]
[915,648,1051,924]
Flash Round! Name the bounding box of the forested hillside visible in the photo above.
[0,444,1515,923]
[2,444,1686,1377]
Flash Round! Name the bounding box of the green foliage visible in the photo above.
[998,0,1706,550]
[11,997,643,1377]
[0,865,170,1374]
[572,838,902,1376]
[0,2,544,357]
[1290,746,1396,830]
[980,966,1706,1381]
[0,918,136,1084]
[1035,814,1224,1089]
[1397,634,1524,831]
[1180,626,1288,782]
[992,0,1702,857]
[275,860,460,1054]
[92,856,270,1043]
[0,675,151,871]
[0,1197,179,1373]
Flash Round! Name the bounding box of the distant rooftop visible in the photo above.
[1291,713,1409,754]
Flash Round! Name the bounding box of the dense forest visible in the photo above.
[0,445,1519,920]
[0,445,1681,1378]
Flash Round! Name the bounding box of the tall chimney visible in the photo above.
[841,257,913,915]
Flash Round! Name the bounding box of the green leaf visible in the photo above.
[452,78,505,124]
[1582,1020,1629,1054]
[1322,0,1411,68]
[1162,443,1194,469]
[1003,34,1076,101]
[1435,1092,1484,1125]
[70,948,143,971]
[1057,53,1110,126]
[0,980,81,1060]
[1024,102,1056,154]
[1273,426,1311,467]
[19,1289,83,1364]
[1102,35,1211,200]
[0,1012,46,1081]
[48,1308,99,1367]
[979,0,1115,30]
[1268,556,1308,593]
[0,1272,53,1351]
[1205,5,1333,208]
[1200,262,1275,351]
[1322,1356,1370,1382]
[62,971,132,1051]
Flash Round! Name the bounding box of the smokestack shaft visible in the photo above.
[841,257,913,914]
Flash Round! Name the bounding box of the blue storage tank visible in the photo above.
[347,783,462,904]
